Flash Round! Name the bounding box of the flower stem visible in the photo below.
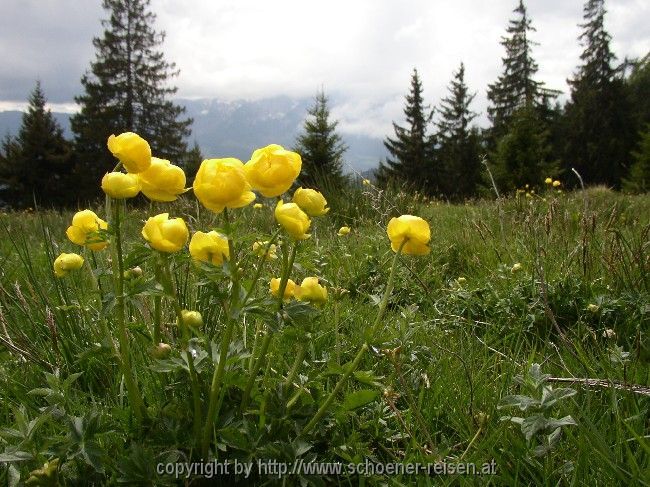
[159,255,202,440]
[111,199,146,422]
[201,207,239,456]
[284,340,308,391]
[301,242,405,435]
[153,257,162,344]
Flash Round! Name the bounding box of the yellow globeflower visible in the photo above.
[101,172,141,199]
[66,210,109,251]
[141,213,189,253]
[244,144,302,197]
[274,200,311,240]
[193,158,256,213]
[386,215,430,255]
[296,277,328,305]
[552,180,561,187]
[138,157,188,202]
[292,187,329,216]
[362,179,371,186]
[337,226,351,236]
[178,310,204,330]
[252,241,278,260]
[254,203,264,209]
[53,253,84,278]
[189,231,229,265]
[545,177,553,185]
[107,132,151,173]
[270,277,297,300]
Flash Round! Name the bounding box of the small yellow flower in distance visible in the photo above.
[193,158,256,213]
[254,203,264,209]
[545,177,553,185]
[53,252,84,278]
[296,277,328,305]
[252,241,278,260]
[138,157,188,202]
[66,210,109,251]
[338,226,351,236]
[244,144,302,197]
[270,277,297,300]
[553,180,561,187]
[525,192,532,198]
[362,179,371,186]
[292,187,329,216]
[457,277,466,284]
[587,303,599,313]
[178,310,204,330]
[525,184,529,189]
[511,262,523,273]
[189,231,229,265]
[141,213,189,253]
[274,200,311,240]
[101,172,141,199]
[386,215,430,255]
[107,132,151,173]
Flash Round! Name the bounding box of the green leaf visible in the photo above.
[498,394,540,411]
[353,370,384,388]
[540,387,577,408]
[0,451,33,462]
[342,389,379,411]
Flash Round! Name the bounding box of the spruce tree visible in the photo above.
[563,0,633,187]
[379,69,434,192]
[622,124,650,193]
[435,63,482,199]
[0,82,74,208]
[486,0,557,142]
[293,90,347,187]
[71,0,192,198]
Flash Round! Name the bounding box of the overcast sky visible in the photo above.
[0,0,648,137]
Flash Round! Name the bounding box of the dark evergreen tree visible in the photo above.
[293,90,347,187]
[434,63,482,199]
[492,104,556,191]
[71,0,192,198]
[182,141,204,183]
[563,0,634,187]
[486,0,556,142]
[378,69,434,192]
[622,124,650,193]
[0,82,75,208]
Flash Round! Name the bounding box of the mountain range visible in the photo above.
[0,96,387,173]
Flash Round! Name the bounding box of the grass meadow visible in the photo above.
[0,183,648,485]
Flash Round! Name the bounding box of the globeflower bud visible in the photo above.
[101,172,141,199]
[152,342,172,359]
[123,266,143,280]
[296,277,328,305]
[193,158,256,213]
[386,215,430,255]
[553,180,561,187]
[274,200,311,240]
[66,210,109,251]
[511,263,523,273]
[337,226,351,236]
[545,177,552,185]
[292,187,329,216]
[53,252,84,278]
[107,132,151,173]
[138,157,188,202]
[244,144,302,197]
[141,213,189,253]
[178,310,203,330]
[189,231,229,265]
[270,277,297,300]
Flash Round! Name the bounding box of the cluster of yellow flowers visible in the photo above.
[270,276,328,305]
[545,177,561,188]
[54,131,432,296]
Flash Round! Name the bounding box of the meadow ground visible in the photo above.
[0,185,648,485]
